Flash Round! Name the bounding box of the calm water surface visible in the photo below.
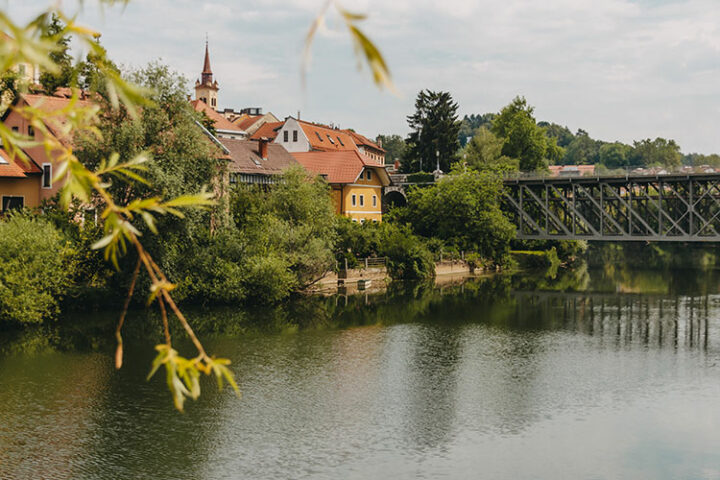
[2,267,720,479]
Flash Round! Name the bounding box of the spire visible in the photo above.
[202,38,212,75]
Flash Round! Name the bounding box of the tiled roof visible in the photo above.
[20,93,96,144]
[0,149,41,178]
[220,138,297,175]
[249,121,283,141]
[235,115,262,131]
[297,120,358,152]
[190,99,245,134]
[343,130,385,153]
[292,150,390,185]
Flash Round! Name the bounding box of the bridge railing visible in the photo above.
[503,165,720,182]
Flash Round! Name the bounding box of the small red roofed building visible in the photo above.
[292,150,390,223]
[232,110,280,136]
[1,92,97,206]
[275,118,357,154]
[191,99,246,139]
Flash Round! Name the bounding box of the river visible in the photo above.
[1,266,720,479]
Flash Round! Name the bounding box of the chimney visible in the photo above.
[258,137,269,160]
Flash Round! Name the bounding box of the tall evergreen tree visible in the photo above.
[402,90,461,173]
[39,14,75,94]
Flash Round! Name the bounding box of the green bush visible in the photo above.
[335,218,435,280]
[0,213,76,324]
[407,172,435,183]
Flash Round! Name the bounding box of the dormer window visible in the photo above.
[337,137,344,146]
[315,132,323,142]
[327,135,335,144]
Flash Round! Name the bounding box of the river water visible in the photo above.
[2,266,720,479]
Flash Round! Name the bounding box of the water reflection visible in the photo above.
[2,266,720,479]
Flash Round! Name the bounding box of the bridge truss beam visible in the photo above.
[503,175,720,241]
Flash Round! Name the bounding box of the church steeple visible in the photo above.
[195,39,219,109]
[201,41,213,84]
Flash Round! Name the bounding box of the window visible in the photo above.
[230,173,238,185]
[18,64,25,76]
[351,194,356,206]
[293,130,298,142]
[42,163,52,189]
[28,125,34,137]
[327,135,335,144]
[2,196,23,211]
[211,98,216,107]
[372,195,377,207]
[11,126,18,133]
[337,136,344,146]
[359,195,364,207]
[360,218,366,224]
[315,132,323,142]
[284,130,289,142]
[366,170,372,180]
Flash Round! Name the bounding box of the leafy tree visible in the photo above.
[334,218,435,280]
[631,138,683,167]
[460,127,518,173]
[539,122,575,148]
[403,89,461,173]
[458,113,495,146]
[563,129,603,165]
[393,167,515,261]
[38,14,75,94]
[75,34,120,94]
[491,96,561,171]
[598,142,634,169]
[685,153,720,167]
[376,134,406,166]
[0,213,76,324]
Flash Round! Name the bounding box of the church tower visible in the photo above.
[195,41,219,109]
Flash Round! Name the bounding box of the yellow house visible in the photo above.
[292,150,391,222]
[0,148,43,212]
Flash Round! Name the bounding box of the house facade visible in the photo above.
[1,92,96,207]
[292,150,390,223]
[0,148,42,212]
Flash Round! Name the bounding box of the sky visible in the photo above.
[6,0,720,153]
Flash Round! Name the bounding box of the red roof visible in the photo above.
[297,120,358,152]
[20,93,97,145]
[292,150,390,185]
[190,99,245,133]
[343,130,385,153]
[0,149,41,178]
[235,115,262,131]
[249,121,283,141]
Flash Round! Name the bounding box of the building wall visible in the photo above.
[330,187,343,215]
[3,108,63,201]
[338,167,384,222]
[274,118,310,152]
[0,176,41,210]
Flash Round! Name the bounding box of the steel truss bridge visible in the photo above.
[503,173,720,241]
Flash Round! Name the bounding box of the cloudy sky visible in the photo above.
[7,0,720,153]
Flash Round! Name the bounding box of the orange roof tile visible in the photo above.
[20,93,97,144]
[235,115,263,131]
[343,130,385,153]
[291,150,390,185]
[249,121,283,141]
[297,120,358,152]
[0,149,40,178]
[190,99,245,134]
